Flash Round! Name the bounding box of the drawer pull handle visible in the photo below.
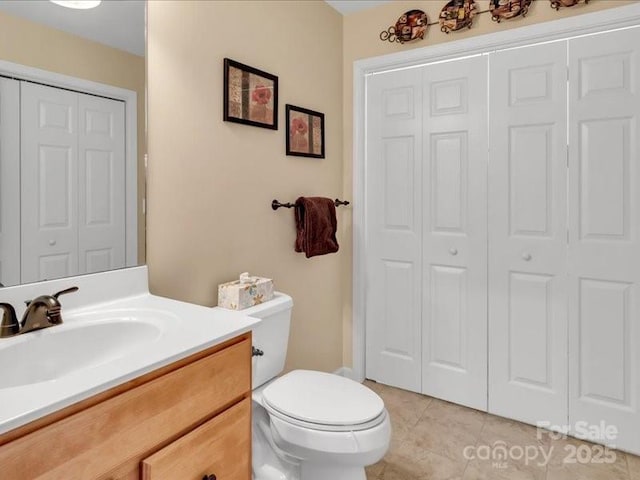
[202,475,217,480]
[252,346,264,357]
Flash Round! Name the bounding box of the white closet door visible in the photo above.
[568,27,640,453]
[365,68,423,392]
[21,82,79,283]
[422,56,488,410]
[488,42,568,426]
[0,78,21,286]
[78,93,126,275]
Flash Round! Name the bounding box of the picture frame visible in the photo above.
[223,58,278,130]
[285,104,325,159]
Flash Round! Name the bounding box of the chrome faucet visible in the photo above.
[0,286,79,338]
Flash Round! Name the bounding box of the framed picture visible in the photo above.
[285,104,325,158]
[224,58,278,130]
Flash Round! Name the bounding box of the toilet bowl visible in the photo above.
[238,293,391,480]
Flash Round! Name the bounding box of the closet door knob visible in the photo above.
[449,248,458,256]
[522,253,532,261]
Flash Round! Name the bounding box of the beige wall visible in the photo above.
[147,1,344,372]
[146,0,633,374]
[340,0,635,367]
[0,11,147,263]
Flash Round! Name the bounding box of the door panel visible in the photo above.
[422,55,488,410]
[578,279,631,407]
[579,118,630,240]
[429,265,467,371]
[508,272,554,387]
[366,68,423,392]
[431,132,467,233]
[0,78,20,286]
[509,124,554,236]
[20,82,79,283]
[488,41,568,426]
[78,93,126,274]
[568,27,640,453]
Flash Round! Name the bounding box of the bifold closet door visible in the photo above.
[21,82,80,283]
[78,93,126,275]
[568,27,640,453]
[0,77,20,286]
[421,55,488,411]
[365,68,423,392]
[488,41,568,426]
[21,83,126,283]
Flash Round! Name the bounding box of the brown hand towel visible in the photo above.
[294,197,339,258]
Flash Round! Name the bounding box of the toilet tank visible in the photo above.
[241,292,293,389]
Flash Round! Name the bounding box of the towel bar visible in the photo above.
[271,198,350,210]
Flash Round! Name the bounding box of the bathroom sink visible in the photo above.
[0,309,178,389]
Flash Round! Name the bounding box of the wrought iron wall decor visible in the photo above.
[550,0,589,10]
[439,0,477,33]
[379,0,592,44]
[380,9,428,43]
[490,0,531,22]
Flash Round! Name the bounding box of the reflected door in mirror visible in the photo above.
[1,80,126,285]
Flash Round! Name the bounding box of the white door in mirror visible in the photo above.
[20,82,125,283]
[0,78,20,286]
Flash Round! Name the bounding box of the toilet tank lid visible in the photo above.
[241,292,293,318]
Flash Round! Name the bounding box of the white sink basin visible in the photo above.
[0,267,261,436]
[0,309,178,389]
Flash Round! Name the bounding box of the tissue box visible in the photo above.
[218,272,274,310]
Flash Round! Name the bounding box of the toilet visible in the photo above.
[242,293,391,480]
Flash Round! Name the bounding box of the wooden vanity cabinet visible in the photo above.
[0,333,252,480]
[142,397,250,480]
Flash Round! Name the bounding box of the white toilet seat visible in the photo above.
[269,409,391,459]
[263,399,388,432]
[261,370,386,429]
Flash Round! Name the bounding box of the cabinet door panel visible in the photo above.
[142,398,251,480]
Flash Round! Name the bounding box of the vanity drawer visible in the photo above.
[142,397,251,480]
[0,334,251,479]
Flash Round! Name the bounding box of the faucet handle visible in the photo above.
[25,286,79,307]
[48,287,79,324]
[53,286,79,299]
[22,286,79,327]
[0,303,19,337]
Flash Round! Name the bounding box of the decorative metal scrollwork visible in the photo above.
[439,0,477,34]
[550,0,589,10]
[490,0,532,23]
[380,9,428,44]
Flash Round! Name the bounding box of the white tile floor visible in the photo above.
[364,380,640,480]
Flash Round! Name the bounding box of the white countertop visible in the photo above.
[0,267,259,435]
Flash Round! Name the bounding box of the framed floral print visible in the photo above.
[224,58,278,130]
[285,105,325,159]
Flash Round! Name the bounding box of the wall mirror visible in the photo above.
[0,0,146,287]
